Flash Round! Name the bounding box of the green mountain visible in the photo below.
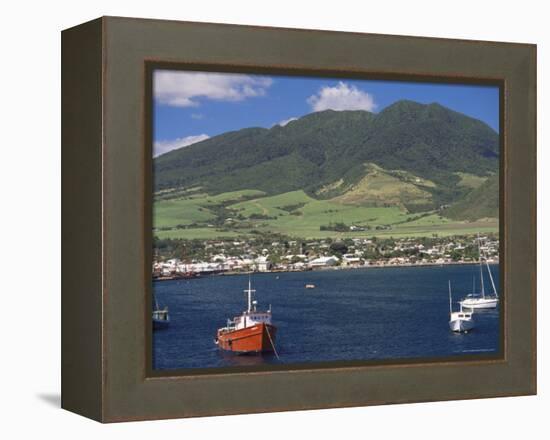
[154,100,499,217]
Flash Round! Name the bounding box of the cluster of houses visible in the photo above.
[153,254,344,278]
[154,255,272,277]
[153,235,499,278]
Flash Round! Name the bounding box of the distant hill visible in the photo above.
[154,100,499,218]
[443,173,499,220]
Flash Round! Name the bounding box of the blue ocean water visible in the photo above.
[152,264,500,370]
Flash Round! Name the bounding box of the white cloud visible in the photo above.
[154,70,273,107]
[277,116,299,127]
[307,82,377,112]
[154,134,210,157]
[191,113,204,120]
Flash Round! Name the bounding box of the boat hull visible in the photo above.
[459,298,498,309]
[153,318,170,330]
[217,323,276,353]
[449,318,475,332]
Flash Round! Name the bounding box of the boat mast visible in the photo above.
[448,280,453,315]
[477,234,485,298]
[153,292,160,312]
[481,242,499,298]
[244,276,256,313]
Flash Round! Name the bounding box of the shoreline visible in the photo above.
[153,259,499,281]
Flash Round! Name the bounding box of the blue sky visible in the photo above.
[153,70,499,156]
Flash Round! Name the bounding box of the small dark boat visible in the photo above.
[153,294,170,330]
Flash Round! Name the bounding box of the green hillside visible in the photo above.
[330,163,435,211]
[444,173,499,221]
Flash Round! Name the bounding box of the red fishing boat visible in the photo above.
[215,278,277,354]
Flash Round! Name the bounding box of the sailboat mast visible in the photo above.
[478,235,485,298]
[482,244,499,298]
[154,292,160,312]
[247,277,252,312]
[448,280,453,315]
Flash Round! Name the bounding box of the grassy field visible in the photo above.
[154,189,265,229]
[154,197,215,228]
[231,190,312,217]
[242,193,408,237]
[455,172,488,189]
[364,220,499,239]
[154,227,246,240]
[153,188,498,240]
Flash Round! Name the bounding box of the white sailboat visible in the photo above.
[460,235,499,309]
[449,281,475,332]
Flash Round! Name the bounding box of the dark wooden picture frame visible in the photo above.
[62,16,536,422]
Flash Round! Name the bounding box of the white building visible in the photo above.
[309,256,339,268]
[342,254,362,265]
[255,256,272,272]
[166,258,181,268]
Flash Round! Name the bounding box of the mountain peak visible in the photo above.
[383,99,427,111]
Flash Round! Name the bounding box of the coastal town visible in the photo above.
[153,233,499,279]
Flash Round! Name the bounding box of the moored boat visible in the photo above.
[152,292,170,330]
[215,278,277,354]
[449,312,475,332]
[448,280,475,332]
[459,235,499,310]
[459,295,498,309]
[153,307,170,330]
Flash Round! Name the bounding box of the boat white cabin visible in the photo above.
[222,278,272,332]
[448,281,475,332]
[152,308,169,322]
[152,307,170,329]
[449,310,475,332]
[231,310,272,330]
